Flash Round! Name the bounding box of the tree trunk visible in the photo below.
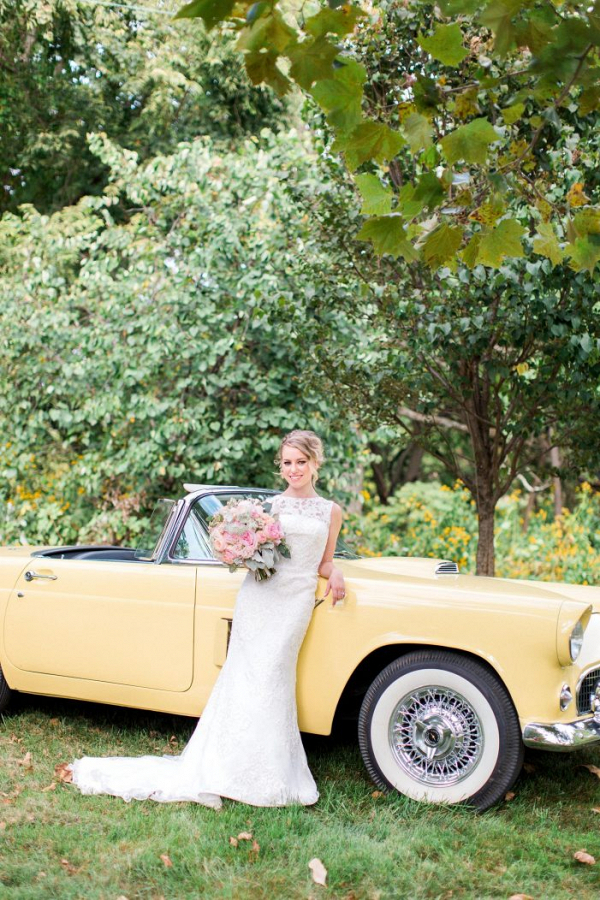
[521,489,537,533]
[370,458,389,504]
[476,501,496,576]
[550,444,563,519]
[404,444,424,482]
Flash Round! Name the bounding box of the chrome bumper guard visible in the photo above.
[523,714,600,751]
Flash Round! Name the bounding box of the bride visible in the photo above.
[69,430,345,808]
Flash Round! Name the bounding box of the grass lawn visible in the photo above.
[1,696,600,900]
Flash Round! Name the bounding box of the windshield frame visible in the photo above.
[165,488,359,565]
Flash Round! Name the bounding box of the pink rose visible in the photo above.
[265,521,283,542]
[222,548,238,565]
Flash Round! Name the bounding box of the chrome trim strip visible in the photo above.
[434,560,459,576]
[522,715,600,751]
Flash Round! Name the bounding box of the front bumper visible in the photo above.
[523,714,600,751]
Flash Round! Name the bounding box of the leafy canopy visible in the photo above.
[175,0,600,273]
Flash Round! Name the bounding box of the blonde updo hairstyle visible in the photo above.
[276,430,325,485]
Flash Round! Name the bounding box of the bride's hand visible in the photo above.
[324,568,346,605]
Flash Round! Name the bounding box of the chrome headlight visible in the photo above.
[557,602,592,666]
[569,620,585,662]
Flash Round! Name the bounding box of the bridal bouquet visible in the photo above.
[208,498,291,581]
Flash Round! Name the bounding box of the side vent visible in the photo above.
[435,560,460,576]
[213,618,233,667]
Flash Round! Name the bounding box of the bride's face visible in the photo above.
[280,445,314,491]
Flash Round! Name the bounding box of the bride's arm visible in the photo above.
[319,504,346,605]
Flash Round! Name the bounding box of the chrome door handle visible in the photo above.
[24,570,57,582]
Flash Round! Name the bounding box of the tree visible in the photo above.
[176,0,600,272]
[0,0,287,215]
[0,130,362,545]
[257,25,600,574]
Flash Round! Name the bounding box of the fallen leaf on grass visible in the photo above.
[0,822,6,831]
[309,858,327,886]
[54,763,73,783]
[60,859,81,876]
[159,854,173,868]
[18,752,33,770]
[237,832,253,841]
[251,840,260,855]
[508,894,534,899]
[574,850,596,865]
[581,764,600,778]
[371,790,384,798]
[49,718,59,727]
[592,808,600,814]
[116,896,129,900]
[504,791,516,802]
[229,837,238,848]
[41,783,56,793]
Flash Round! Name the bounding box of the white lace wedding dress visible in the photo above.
[70,494,333,808]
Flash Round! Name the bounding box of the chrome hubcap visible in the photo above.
[389,686,483,786]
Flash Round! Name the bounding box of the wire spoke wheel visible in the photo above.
[390,686,483,787]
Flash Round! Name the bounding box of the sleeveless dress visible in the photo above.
[70,494,333,808]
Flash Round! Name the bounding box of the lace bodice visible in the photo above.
[271,494,333,524]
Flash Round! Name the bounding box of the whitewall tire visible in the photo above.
[358,650,523,811]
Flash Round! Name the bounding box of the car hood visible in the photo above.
[342,555,600,610]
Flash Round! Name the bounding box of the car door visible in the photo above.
[4,557,196,691]
[167,494,244,706]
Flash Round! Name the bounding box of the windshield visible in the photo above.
[135,499,176,560]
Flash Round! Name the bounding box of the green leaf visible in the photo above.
[441,118,499,165]
[421,224,464,268]
[305,6,362,37]
[579,85,600,115]
[413,75,441,114]
[574,207,600,236]
[568,234,600,272]
[476,218,526,267]
[311,60,366,130]
[501,102,525,125]
[357,216,419,261]
[237,11,297,54]
[355,174,393,216]
[514,10,555,54]
[478,0,523,55]
[288,36,339,90]
[332,121,406,171]
[174,0,234,29]
[532,223,564,266]
[398,173,446,219]
[461,233,482,268]
[418,24,468,67]
[403,113,433,153]
[245,50,292,96]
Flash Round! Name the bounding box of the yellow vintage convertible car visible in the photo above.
[1,485,599,810]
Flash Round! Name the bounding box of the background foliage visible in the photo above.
[0,0,286,215]
[0,130,362,545]
[1,0,599,582]
[345,479,600,584]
